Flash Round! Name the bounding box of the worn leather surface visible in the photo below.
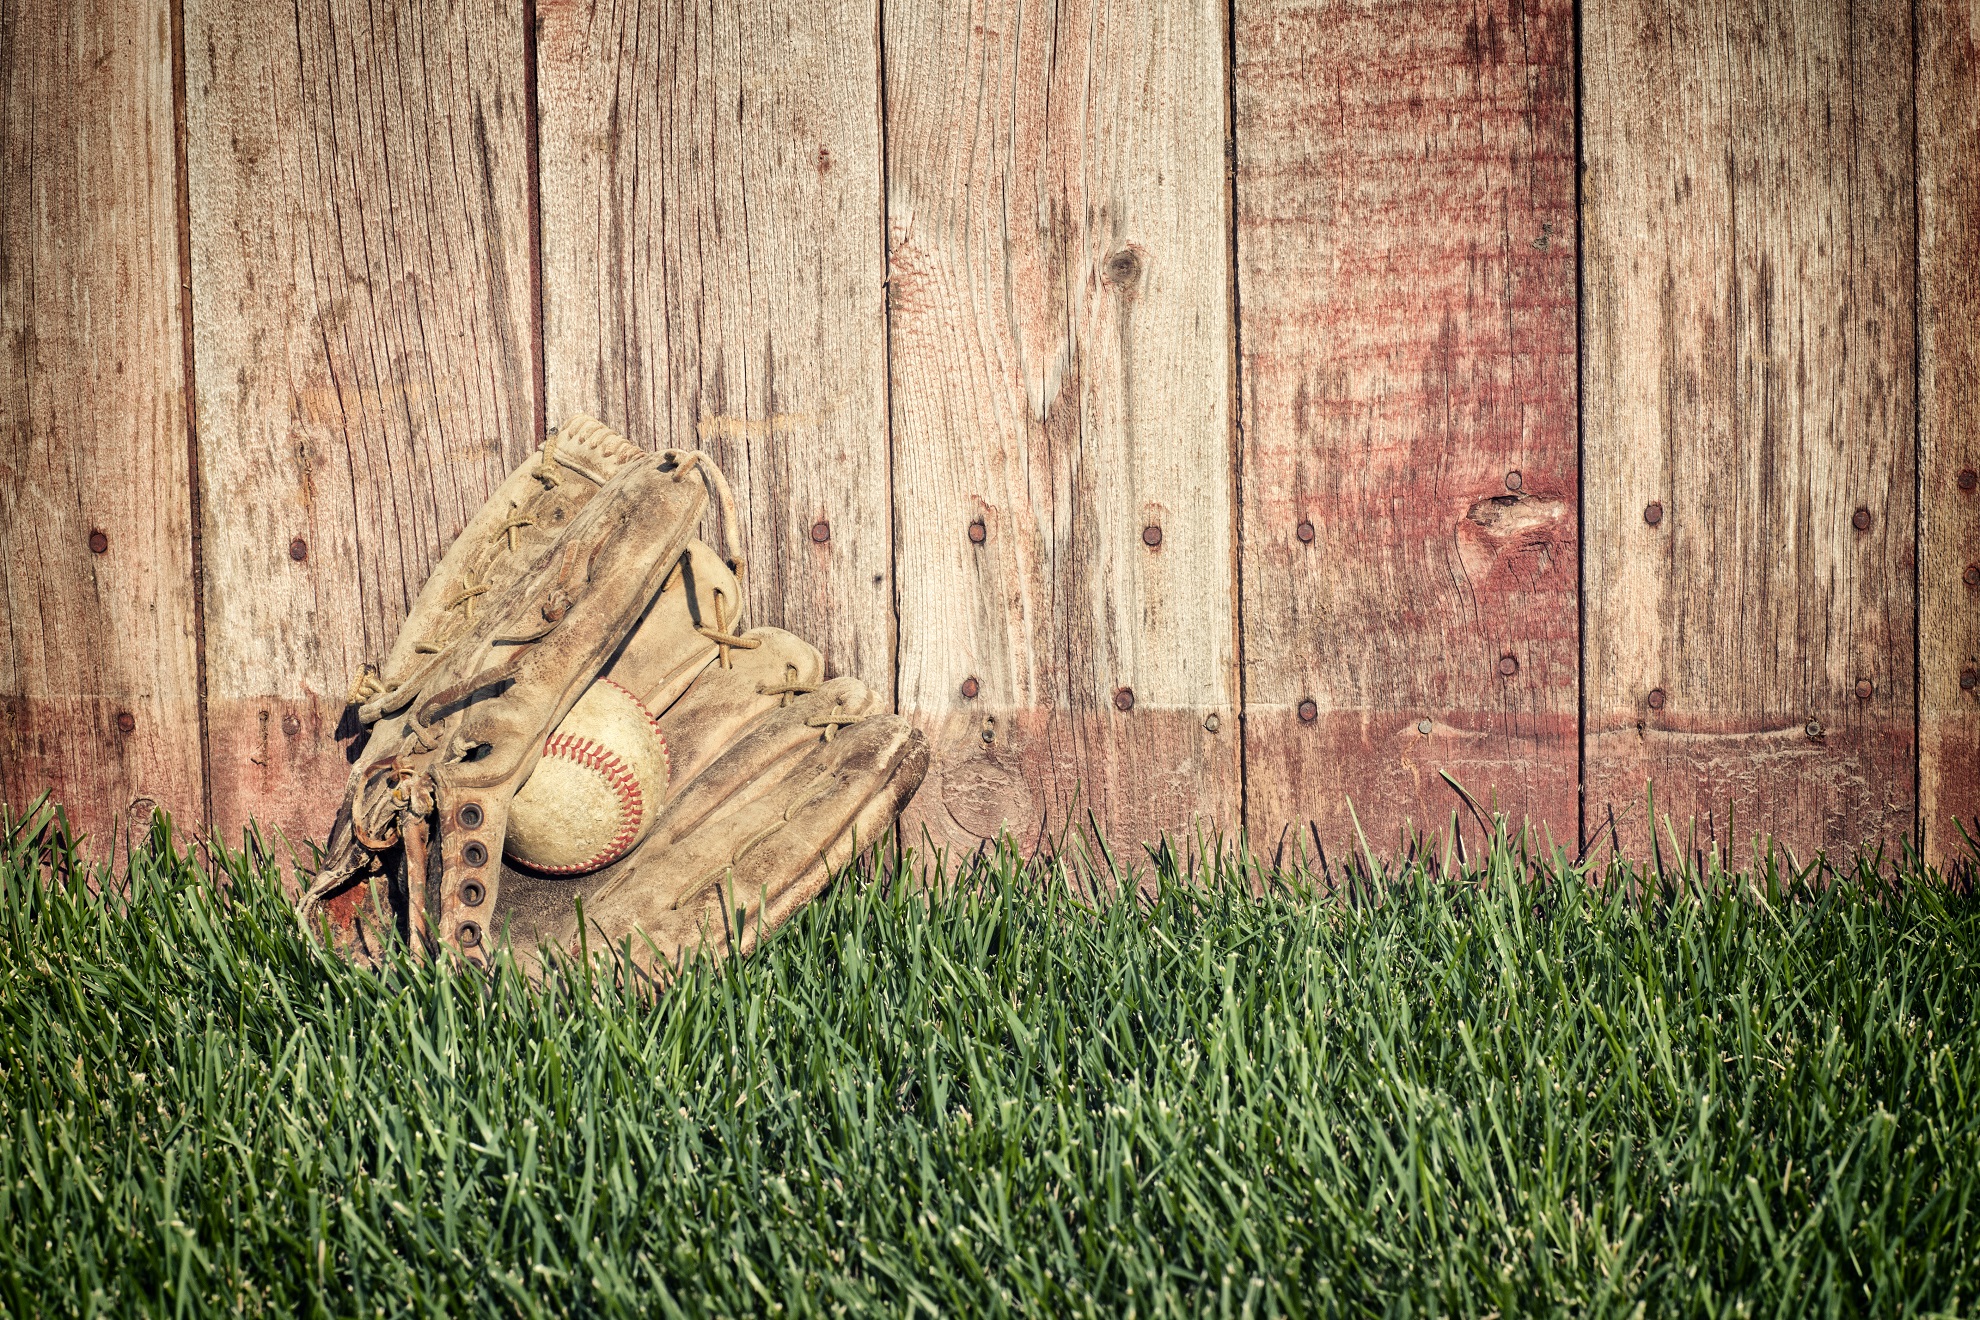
[299,416,928,974]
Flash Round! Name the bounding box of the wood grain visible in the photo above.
[1234,0,1579,859]
[185,0,537,848]
[1582,0,1915,860]
[886,0,1240,860]
[536,0,893,694]
[0,0,205,853]
[1919,1,1980,864]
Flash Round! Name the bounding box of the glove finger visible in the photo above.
[655,675,882,841]
[650,629,825,798]
[744,723,931,947]
[566,714,928,969]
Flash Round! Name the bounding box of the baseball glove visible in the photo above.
[299,414,928,975]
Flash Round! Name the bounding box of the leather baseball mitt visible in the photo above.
[299,414,928,975]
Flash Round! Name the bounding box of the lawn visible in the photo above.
[2,801,1976,1317]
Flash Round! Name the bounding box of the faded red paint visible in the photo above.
[1235,0,1580,855]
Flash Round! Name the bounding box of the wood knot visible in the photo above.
[1103,247,1143,291]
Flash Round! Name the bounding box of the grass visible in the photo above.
[1,800,1978,1318]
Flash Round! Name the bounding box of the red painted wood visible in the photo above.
[1234,0,1580,860]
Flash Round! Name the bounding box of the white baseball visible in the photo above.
[504,679,670,874]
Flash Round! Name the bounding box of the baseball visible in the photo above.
[504,679,670,874]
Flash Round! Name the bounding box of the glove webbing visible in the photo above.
[347,437,749,706]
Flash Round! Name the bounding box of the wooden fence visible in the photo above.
[2,0,1974,866]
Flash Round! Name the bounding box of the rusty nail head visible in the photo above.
[1114,687,1135,712]
[1203,713,1220,733]
[1967,565,1980,587]
[1648,687,1667,710]
[457,802,484,829]
[1505,470,1523,492]
[1855,678,1874,701]
[88,529,109,554]
[462,880,485,907]
[289,537,308,561]
[968,519,987,544]
[1961,469,1977,492]
[1805,719,1823,739]
[1417,718,1433,735]
[457,922,482,948]
[1298,698,1318,723]
[1296,519,1315,544]
[1644,501,1664,527]
[1852,507,1871,532]
[810,520,831,543]
[960,677,979,699]
[115,711,135,734]
[463,841,488,868]
[1142,525,1163,548]
[1963,667,1979,691]
[1498,655,1518,677]
[281,713,302,736]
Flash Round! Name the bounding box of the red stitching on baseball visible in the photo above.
[515,683,671,875]
[600,678,671,785]
[526,734,642,874]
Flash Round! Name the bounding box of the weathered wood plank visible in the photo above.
[1234,0,1579,858]
[1919,1,1980,864]
[185,0,537,848]
[536,0,893,694]
[1582,0,1915,859]
[886,0,1239,859]
[0,0,206,853]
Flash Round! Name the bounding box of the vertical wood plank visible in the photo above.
[536,0,893,694]
[886,0,1239,859]
[186,0,537,847]
[1234,0,1580,857]
[1918,0,1980,863]
[1582,0,1915,859]
[0,0,206,851]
